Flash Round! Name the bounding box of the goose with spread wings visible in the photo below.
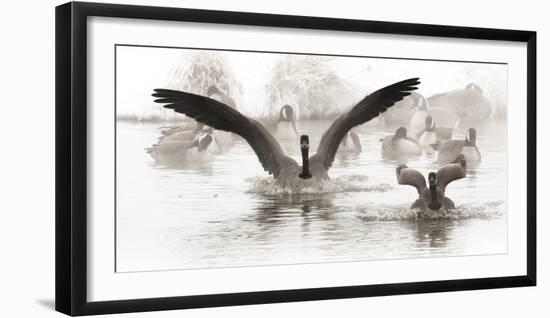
[396,154,467,214]
[152,78,420,186]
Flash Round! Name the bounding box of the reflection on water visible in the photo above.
[116,120,507,272]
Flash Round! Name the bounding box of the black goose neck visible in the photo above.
[299,135,312,179]
[428,173,441,210]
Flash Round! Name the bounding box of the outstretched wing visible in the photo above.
[396,164,427,195]
[437,154,467,192]
[152,89,288,177]
[311,78,420,170]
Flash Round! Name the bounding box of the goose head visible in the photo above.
[280,105,296,121]
[280,105,299,137]
[193,131,214,152]
[465,128,477,146]
[410,92,428,111]
[394,127,408,139]
[425,116,436,131]
[299,135,312,179]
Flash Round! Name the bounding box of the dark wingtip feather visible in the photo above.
[152,88,167,96]
[153,88,177,93]
[152,88,188,98]
[152,88,165,98]
[396,77,421,90]
[402,77,421,85]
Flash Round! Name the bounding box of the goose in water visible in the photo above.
[274,104,299,140]
[152,78,420,186]
[415,116,453,152]
[381,127,421,160]
[147,127,218,167]
[396,154,467,216]
[338,130,362,154]
[406,92,429,134]
[408,93,459,136]
[435,128,481,164]
[145,85,235,167]
[164,85,237,136]
[428,83,492,125]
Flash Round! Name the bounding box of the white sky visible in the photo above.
[116,45,507,119]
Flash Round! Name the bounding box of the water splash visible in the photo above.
[358,201,506,221]
[245,174,392,195]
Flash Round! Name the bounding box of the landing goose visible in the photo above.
[396,154,467,215]
[152,78,420,186]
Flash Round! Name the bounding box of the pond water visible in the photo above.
[115,119,507,272]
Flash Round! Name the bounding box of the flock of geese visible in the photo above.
[148,77,492,214]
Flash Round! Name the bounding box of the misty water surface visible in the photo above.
[116,120,507,272]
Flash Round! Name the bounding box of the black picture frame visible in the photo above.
[55,1,537,316]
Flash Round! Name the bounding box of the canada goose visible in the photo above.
[192,128,219,152]
[274,104,299,140]
[415,116,453,151]
[147,128,217,167]
[381,127,421,160]
[383,91,421,126]
[435,128,481,164]
[407,93,429,134]
[408,94,459,135]
[396,154,467,215]
[153,78,420,186]
[147,86,234,163]
[338,130,362,154]
[428,83,492,125]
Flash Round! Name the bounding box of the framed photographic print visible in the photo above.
[55,1,536,316]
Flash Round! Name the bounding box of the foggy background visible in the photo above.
[116,46,507,121]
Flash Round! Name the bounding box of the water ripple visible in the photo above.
[358,201,506,221]
[245,175,392,195]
